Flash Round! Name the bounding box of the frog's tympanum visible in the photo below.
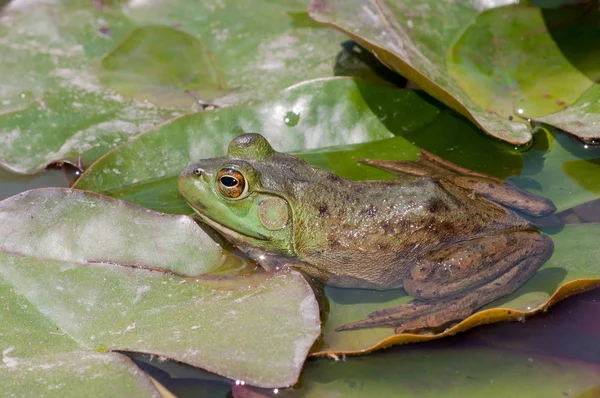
[179,134,556,333]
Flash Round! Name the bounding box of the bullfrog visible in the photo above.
[178,134,555,333]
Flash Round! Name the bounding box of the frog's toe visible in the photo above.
[393,307,468,334]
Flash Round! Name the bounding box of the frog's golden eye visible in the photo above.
[217,167,248,199]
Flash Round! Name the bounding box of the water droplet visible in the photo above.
[283,110,300,127]
[514,138,533,153]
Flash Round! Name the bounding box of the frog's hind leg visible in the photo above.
[360,150,447,178]
[361,149,499,179]
[336,231,553,333]
[361,150,556,217]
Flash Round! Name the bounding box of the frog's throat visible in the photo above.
[190,205,269,241]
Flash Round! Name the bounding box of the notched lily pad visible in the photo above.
[309,0,600,144]
[98,25,228,107]
[0,188,321,391]
[448,6,592,121]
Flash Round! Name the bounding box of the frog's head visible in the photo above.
[179,133,311,257]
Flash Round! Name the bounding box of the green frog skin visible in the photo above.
[178,134,555,333]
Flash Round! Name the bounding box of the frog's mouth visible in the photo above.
[188,204,269,242]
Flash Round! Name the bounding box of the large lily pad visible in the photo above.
[0,0,348,174]
[235,346,600,397]
[0,188,320,391]
[0,1,172,174]
[74,77,441,212]
[308,0,600,144]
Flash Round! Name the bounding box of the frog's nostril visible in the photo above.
[193,168,203,177]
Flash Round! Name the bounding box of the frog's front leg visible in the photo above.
[361,150,556,217]
[336,231,553,333]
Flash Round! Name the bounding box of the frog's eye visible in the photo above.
[217,167,248,199]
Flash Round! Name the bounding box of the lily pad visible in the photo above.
[98,25,228,107]
[0,351,161,398]
[74,77,441,213]
[0,188,321,391]
[308,0,600,144]
[0,0,348,174]
[235,346,600,397]
[0,1,173,174]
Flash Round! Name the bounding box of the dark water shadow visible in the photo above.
[333,40,408,87]
[542,2,600,83]
[128,352,232,397]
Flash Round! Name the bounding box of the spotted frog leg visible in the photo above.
[337,231,553,333]
[361,150,556,217]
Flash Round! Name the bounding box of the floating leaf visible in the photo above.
[0,351,162,397]
[0,2,173,174]
[308,0,600,144]
[98,25,227,107]
[0,0,348,174]
[0,188,320,391]
[235,346,600,397]
[74,78,440,213]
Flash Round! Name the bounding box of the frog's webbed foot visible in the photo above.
[361,150,556,217]
[336,232,554,334]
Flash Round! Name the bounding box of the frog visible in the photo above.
[178,133,556,333]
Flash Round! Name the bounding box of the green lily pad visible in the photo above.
[308,0,600,144]
[0,351,161,397]
[74,78,441,213]
[0,188,320,391]
[0,2,173,174]
[235,346,600,397]
[448,5,592,121]
[0,0,348,174]
[98,25,228,107]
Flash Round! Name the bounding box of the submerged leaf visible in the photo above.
[0,189,320,390]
